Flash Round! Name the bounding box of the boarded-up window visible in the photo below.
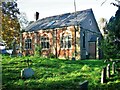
[41,37,49,49]
[61,35,72,49]
[25,38,32,49]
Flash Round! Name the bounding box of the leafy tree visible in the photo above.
[101,3,120,60]
[1,1,20,48]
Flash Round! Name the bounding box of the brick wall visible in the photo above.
[22,26,81,60]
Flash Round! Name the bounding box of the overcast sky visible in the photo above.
[17,0,118,22]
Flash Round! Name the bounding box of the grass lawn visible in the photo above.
[1,55,120,90]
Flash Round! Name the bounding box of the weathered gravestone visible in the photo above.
[79,80,88,90]
[112,62,115,74]
[72,57,76,61]
[101,67,106,83]
[21,68,34,79]
[107,64,110,78]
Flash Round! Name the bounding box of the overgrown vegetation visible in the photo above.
[2,55,120,90]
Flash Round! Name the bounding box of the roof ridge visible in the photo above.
[37,8,92,21]
[25,8,93,31]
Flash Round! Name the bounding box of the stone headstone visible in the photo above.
[101,67,106,83]
[21,68,34,79]
[107,64,110,78]
[72,57,76,61]
[112,62,115,74]
[79,80,88,90]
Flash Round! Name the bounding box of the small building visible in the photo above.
[22,8,102,60]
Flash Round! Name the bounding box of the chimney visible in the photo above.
[34,12,39,21]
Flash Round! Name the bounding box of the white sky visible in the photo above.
[17,0,118,22]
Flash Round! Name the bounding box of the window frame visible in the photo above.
[61,35,72,49]
[24,38,32,50]
[40,36,50,50]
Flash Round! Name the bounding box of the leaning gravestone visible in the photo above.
[101,67,106,83]
[21,68,34,79]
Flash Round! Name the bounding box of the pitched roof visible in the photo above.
[25,8,93,32]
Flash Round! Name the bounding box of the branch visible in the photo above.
[110,2,120,7]
[101,0,107,6]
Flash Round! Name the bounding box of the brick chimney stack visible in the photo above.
[35,12,39,21]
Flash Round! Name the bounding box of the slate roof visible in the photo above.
[25,8,93,32]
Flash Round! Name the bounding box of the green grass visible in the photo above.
[1,55,120,90]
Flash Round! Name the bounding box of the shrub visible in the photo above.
[34,44,42,57]
[49,53,56,58]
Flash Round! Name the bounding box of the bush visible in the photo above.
[100,39,118,60]
[49,53,56,58]
[34,44,42,57]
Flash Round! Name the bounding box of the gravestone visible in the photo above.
[21,68,34,79]
[79,80,88,90]
[112,62,115,74]
[101,67,106,83]
[72,57,76,61]
[107,64,110,78]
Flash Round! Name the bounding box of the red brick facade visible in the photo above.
[22,26,81,60]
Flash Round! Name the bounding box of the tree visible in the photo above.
[101,2,120,60]
[17,12,29,31]
[1,1,20,48]
[98,18,108,36]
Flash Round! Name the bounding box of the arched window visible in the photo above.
[61,35,72,49]
[25,38,32,49]
[40,36,49,49]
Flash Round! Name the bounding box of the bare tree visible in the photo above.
[98,18,108,36]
